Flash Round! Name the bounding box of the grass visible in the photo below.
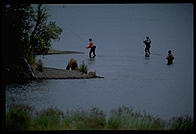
[5,103,194,131]
[78,61,88,74]
[6,103,33,130]
[167,115,194,130]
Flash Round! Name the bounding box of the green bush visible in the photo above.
[106,106,164,130]
[84,107,106,130]
[167,116,194,130]
[32,107,64,130]
[107,117,122,129]
[78,62,88,74]
[6,104,33,131]
[5,103,193,130]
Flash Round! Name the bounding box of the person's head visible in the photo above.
[146,36,149,39]
[168,50,172,54]
[89,38,92,41]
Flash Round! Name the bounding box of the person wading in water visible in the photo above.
[143,36,151,57]
[86,38,96,58]
[166,50,174,65]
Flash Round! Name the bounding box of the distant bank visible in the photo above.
[46,49,84,55]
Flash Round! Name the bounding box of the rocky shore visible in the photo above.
[4,49,103,83]
[33,67,104,79]
[33,49,104,79]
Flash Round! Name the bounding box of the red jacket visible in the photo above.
[87,42,93,48]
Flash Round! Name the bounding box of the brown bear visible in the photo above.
[66,58,78,70]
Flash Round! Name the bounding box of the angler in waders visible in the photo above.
[166,50,174,65]
[143,36,151,57]
[86,38,96,58]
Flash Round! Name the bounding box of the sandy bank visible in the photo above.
[33,67,104,79]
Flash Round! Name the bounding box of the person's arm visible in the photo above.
[86,42,93,48]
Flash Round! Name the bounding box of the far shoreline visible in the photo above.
[45,49,85,55]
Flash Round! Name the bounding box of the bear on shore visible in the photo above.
[66,58,78,70]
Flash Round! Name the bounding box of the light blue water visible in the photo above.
[6,4,193,121]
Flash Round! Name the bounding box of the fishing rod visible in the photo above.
[63,23,99,48]
[63,25,87,43]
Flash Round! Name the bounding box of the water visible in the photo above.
[6,4,193,121]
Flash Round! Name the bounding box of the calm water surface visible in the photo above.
[6,4,193,121]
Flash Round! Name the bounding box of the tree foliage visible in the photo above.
[2,4,63,65]
[30,4,62,55]
[2,4,34,65]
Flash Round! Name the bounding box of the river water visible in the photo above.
[6,4,193,121]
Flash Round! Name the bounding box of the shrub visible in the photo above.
[78,61,88,74]
[167,116,194,130]
[5,103,193,130]
[106,105,164,130]
[84,107,106,130]
[33,107,64,130]
[107,117,122,129]
[6,103,33,131]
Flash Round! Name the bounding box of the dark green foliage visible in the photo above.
[63,107,106,130]
[2,4,34,65]
[106,105,165,130]
[6,103,33,130]
[30,5,62,55]
[33,107,64,130]
[2,4,62,83]
[79,62,88,74]
[167,116,194,130]
[5,103,194,130]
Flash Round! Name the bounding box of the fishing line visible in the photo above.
[63,24,88,44]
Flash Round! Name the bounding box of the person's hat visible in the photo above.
[168,50,172,53]
[89,38,92,41]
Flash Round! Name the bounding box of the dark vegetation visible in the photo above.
[6,103,193,130]
[2,4,62,83]
[79,61,88,74]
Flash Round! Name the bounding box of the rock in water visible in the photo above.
[88,72,96,77]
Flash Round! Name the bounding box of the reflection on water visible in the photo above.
[6,4,193,121]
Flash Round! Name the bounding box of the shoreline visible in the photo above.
[46,49,84,55]
[33,67,104,79]
[33,49,104,79]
